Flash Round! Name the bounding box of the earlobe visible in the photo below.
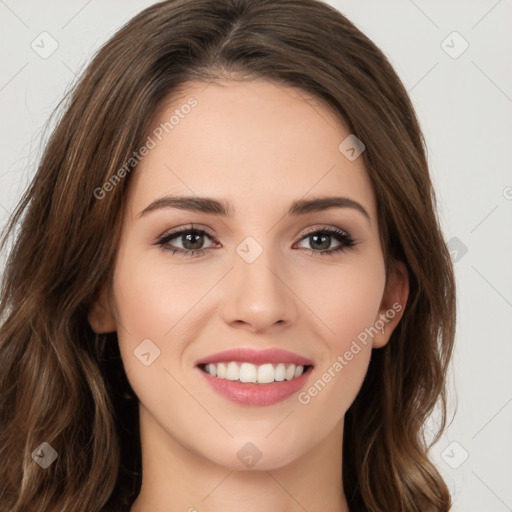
[372,261,409,349]
[87,286,117,334]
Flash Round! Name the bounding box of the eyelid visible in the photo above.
[157,223,217,240]
[298,224,351,238]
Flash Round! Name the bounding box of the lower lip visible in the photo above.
[197,366,313,406]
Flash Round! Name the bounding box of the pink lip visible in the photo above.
[196,366,313,406]
[195,347,314,367]
[195,347,314,406]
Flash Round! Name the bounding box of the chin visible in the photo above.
[200,434,309,472]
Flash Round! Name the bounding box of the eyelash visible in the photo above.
[154,225,357,258]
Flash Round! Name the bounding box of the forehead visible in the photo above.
[126,79,377,224]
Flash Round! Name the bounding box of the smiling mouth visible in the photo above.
[198,362,314,384]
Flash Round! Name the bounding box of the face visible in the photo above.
[90,79,407,471]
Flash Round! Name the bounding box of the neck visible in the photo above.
[130,404,349,512]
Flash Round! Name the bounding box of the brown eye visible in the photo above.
[295,227,356,256]
[155,228,218,257]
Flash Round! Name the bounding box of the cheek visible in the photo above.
[111,247,223,387]
[305,256,385,349]
[110,249,174,376]
[297,259,385,413]
[112,247,214,339]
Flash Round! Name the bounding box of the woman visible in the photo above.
[0,0,456,510]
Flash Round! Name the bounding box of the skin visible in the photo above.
[89,79,409,512]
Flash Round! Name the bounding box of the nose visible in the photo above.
[219,242,298,334]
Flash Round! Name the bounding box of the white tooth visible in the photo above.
[239,362,258,383]
[217,362,227,379]
[208,361,305,383]
[257,363,275,384]
[274,363,286,382]
[226,362,240,381]
[285,364,296,380]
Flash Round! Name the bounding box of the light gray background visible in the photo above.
[1,1,511,510]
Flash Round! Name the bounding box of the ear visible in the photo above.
[372,261,409,349]
[87,285,117,334]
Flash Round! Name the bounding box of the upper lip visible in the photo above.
[195,347,314,367]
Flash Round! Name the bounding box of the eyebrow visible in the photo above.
[137,195,370,221]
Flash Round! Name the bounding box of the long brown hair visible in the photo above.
[0,0,455,510]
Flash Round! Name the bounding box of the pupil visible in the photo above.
[183,232,203,250]
[311,234,330,250]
